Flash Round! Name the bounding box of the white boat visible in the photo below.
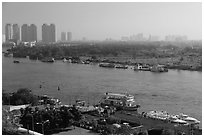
[171,119,187,124]
[100,92,140,111]
[63,58,68,62]
[178,113,200,124]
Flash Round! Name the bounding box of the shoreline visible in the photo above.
[5,55,202,72]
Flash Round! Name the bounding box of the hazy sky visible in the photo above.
[2,2,202,41]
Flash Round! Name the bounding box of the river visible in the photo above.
[2,52,202,126]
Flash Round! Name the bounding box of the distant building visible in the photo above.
[136,33,144,41]
[123,33,146,41]
[82,37,86,41]
[5,23,20,43]
[5,24,13,41]
[121,36,129,41]
[42,24,56,43]
[165,35,187,41]
[148,35,159,41]
[67,32,72,42]
[29,24,37,42]
[12,24,20,42]
[61,32,66,41]
[2,34,6,43]
[50,24,56,43]
[21,24,28,42]
[21,24,37,42]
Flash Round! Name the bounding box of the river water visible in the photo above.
[2,52,202,126]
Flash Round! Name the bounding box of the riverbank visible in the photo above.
[4,41,201,71]
[92,56,201,71]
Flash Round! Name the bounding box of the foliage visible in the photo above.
[2,88,38,105]
[2,107,29,135]
[8,41,201,60]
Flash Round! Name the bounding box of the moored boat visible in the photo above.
[115,64,128,69]
[134,64,150,71]
[177,113,200,124]
[150,65,168,72]
[41,57,55,63]
[62,58,68,62]
[99,63,115,68]
[99,92,140,111]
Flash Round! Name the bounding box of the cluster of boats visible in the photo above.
[146,111,200,125]
[134,64,168,72]
[98,92,200,127]
[99,63,128,69]
[98,63,168,72]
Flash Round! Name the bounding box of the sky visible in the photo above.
[2,2,202,41]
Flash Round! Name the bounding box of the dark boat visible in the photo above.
[99,63,115,68]
[13,60,20,63]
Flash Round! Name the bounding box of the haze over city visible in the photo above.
[2,2,202,41]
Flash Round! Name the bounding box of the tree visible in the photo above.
[11,88,38,105]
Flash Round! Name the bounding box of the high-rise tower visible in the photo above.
[21,24,37,42]
[42,24,56,43]
[5,24,20,43]
[67,32,72,42]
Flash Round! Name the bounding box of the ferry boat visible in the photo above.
[99,92,140,111]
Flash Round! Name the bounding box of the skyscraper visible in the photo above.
[50,24,56,43]
[5,24,12,41]
[61,32,66,41]
[21,24,37,42]
[42,24,48,43]
[29,24,37,42]
[5,23,20,42]
[12,24,20,42]
[42,24,56,43]
[21,24,28,42]
[67,32,72,42]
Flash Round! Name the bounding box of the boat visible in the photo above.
[145,110,201,125]
[150,65,168,72]
[62,58,68,62]
[75,99,98,114]
[115,64,128,69]
[41,57,55,63]
[13,60,20,63]
[84,60,91,64]
[134,64,150,71]
[177,113,200,124]
[99,63,115,68]
[99,92,140,111]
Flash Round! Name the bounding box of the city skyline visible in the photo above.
[2,23,193,42]
[2,2,202,41]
